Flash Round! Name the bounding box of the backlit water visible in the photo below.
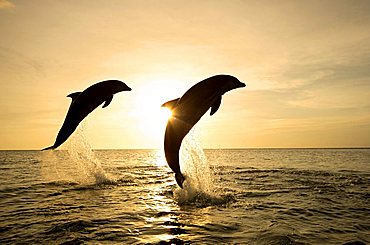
[0,134,369,244]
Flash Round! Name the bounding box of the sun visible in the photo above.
[135,106,172,140]
[130,82,177,148]
[161,107,173,120]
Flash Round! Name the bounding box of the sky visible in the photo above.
[0,0,370,150]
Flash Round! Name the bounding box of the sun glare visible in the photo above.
[136,106,172,140]
[161,107,173,120]
[130,81,177,148]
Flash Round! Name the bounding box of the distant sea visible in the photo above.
[0,142,369,244]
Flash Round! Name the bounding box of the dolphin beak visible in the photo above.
[239,82,246,88]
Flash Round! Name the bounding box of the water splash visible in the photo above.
[180,128,214,192]
[174,128,232,206]
[40,120,115,185]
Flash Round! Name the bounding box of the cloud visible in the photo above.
[0,0,14,9]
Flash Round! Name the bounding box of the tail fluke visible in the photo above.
[175,172,185,188]
[41,145,55,151]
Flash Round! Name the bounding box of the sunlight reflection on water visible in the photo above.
[10,125,369,244]
[1,148,369,244]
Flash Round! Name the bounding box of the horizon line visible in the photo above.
[1,147,370,151]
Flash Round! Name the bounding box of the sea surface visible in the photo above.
[0,138,369,244]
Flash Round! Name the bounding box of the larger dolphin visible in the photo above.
[42,80,131,150]
[162,75,246,188]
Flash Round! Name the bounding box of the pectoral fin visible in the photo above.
[67,92,81,102]
[102,95,113,108]
[210,96,222,116]
[161,98,180,109]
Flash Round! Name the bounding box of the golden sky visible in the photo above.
[0,0,370,149]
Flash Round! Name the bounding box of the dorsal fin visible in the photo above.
[161,98,180,109]
[210,96,222,116]
[102,95,113,108]
[67,92,81,101]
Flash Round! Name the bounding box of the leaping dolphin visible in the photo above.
[162,75,246,188]
[42,79,131,150]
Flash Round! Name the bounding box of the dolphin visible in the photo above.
[161,74,246,188]
[42,79,131,150]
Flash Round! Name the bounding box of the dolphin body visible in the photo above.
[162,75,246,188]
[42,80,131,150]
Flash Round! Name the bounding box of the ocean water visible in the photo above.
[0,138,369,244]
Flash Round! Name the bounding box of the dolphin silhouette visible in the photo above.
[162,75,246,188]
[42,80,131,150]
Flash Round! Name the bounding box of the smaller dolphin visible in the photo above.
[162,75,246,188]
[42,80,131,150]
